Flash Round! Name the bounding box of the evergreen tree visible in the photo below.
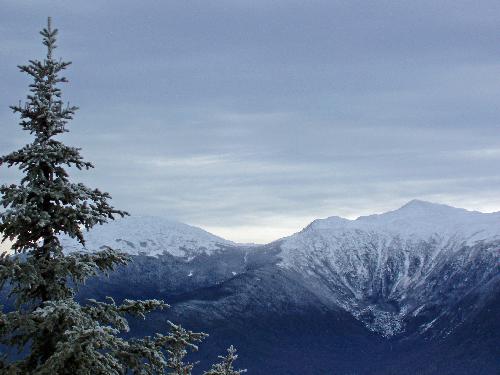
[0,18,242,375]
[203,347,246,375]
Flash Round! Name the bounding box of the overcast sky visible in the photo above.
[1,0,500,243]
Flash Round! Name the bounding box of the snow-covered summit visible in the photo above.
[61,216,235,258]
[303,199,500,243]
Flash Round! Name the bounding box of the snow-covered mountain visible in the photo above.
[279,200,500,336]
[51,200,499,373]
[61,200,500,338]
[294,199,500,243]
[61,216,236,259]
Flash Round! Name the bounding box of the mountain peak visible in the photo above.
[305,215,349,231]
[395,199,461,213]
[61,215,235,258]
[400,199,438,209]
[357,200,474,223]
[296,200,500,245]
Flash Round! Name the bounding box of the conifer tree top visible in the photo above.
[0,17,127,255]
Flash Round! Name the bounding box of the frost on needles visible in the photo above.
[0,18,244,375]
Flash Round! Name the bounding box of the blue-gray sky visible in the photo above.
[1,0,500,243]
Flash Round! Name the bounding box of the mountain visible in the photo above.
[60,216,235,259]
[10,201,499,374]
[278,199,500,337]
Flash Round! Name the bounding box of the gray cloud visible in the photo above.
[1,1,500,243]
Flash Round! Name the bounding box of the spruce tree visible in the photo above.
[203,347,246,375]
[0,18,243,375]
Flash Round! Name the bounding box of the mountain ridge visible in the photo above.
[61,200,500,258]
[6,199,497,374]
[297,199,500,245]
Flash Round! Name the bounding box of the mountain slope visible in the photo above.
[278,200,500,336]
[60,216,236,258]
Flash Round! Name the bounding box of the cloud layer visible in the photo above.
[1,1,500,243]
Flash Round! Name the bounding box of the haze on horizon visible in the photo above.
[1,1,500,243]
